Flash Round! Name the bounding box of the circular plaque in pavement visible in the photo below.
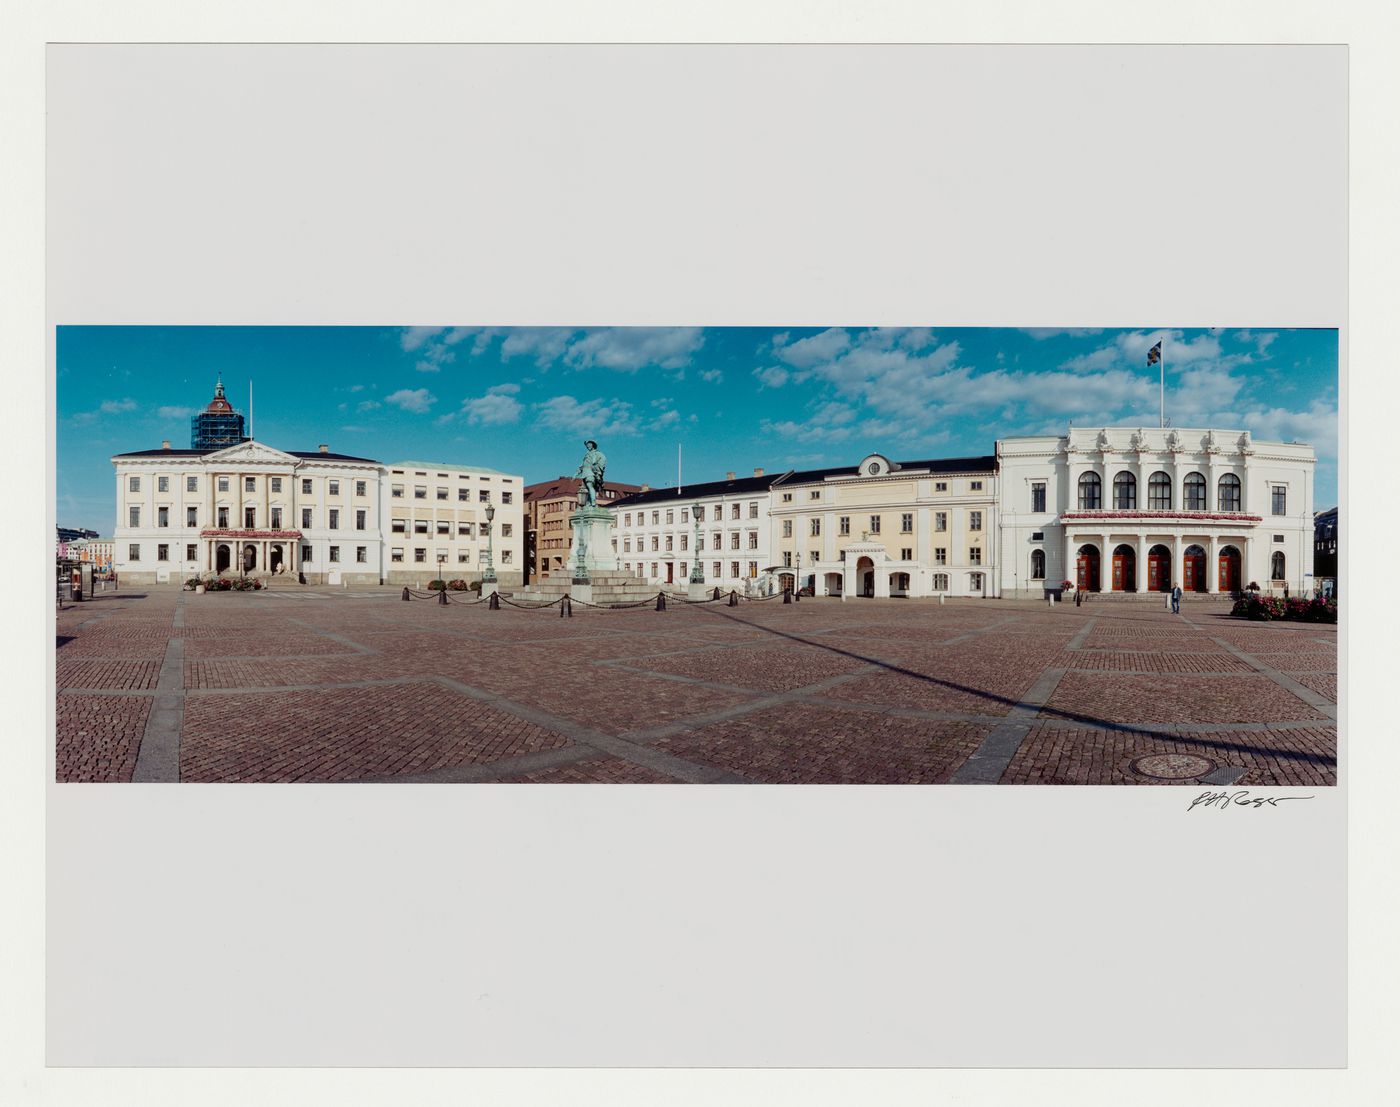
[1129,753,1216,780]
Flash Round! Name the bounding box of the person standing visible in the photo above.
[1170,581,1183,615]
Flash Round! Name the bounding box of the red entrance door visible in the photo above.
[666,562,674,584]
[1076,550,1101,592]
[1111,549,1135,592]
[1218,551,1240,592]
[1147,552,1169,592]
[1183,553,1205,592]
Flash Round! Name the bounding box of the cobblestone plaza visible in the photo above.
[54,588,1337,786]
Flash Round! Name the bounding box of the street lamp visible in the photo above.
[437,552,446,591]
[794,550,801,600]
[689,502,704,583]
[482,502,497,584]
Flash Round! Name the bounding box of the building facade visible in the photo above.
[610,470,780,592]
[524,476,644,583]
[769,454,999,598]
[997,427,1316,597]
[382,461,524,586]
[190,376,250,450]
[1313,506,1338,593]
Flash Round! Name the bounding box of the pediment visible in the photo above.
[204,440,300,466]
[857,453,895,478]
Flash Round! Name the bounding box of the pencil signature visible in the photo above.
[1188,790,1315,811]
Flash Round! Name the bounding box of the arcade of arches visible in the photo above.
[1068,534,1247,593]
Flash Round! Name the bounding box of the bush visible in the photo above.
[468,580,482,593]
[185,576,203,589]
[427,579,447,591]
[447,579,468,591]
[1230,593,1335,623]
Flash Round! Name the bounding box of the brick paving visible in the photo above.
[54,587,1337,785]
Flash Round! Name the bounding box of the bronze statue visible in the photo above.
[576,439,607,507]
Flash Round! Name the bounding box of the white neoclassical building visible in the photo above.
[997,426,1316,598]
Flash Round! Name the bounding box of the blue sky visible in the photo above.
[56,326,1339,532]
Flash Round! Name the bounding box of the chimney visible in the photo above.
[753,467,763,477]
[726,471,736,481]
[161,440,171,450]
[318,444,329,454]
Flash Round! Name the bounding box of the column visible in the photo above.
[1207,534,1219,593]
[1064,531,1075,586]
[1173,532,1186,591]
[1137,534,1149,593]
[1100,533,1111,592]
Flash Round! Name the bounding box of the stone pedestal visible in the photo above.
[569,506,618,577]
[687,581,710,602]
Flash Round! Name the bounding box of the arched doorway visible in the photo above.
[1183,544,1206,592]
[270,544,284,575]
[1111,544,1137,592]
[824,571,843,596]
[1147,544,1171,592]
[1076,544,1101,592]
[778,572,795,593]
[1218,545,1242,592]
[856,556,875,597]
[216,544,231,573]
[242,544,258,573]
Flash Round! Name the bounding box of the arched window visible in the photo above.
[1184,472,1207,511]
[1148,471,1172,510]
[1112,472,1136,509]
[1078,472,1102,509]
[1218,473,1241,512]
[1030,549,1045,579]
[1271,551,1286,580]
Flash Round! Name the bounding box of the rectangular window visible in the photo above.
[302,545,314,564]
[437,521,450,534]
[458,552,469,563]
[970,511,982,531]
[158,475,169,493]
[356,546,367,563]
[437,487,448,500]
[271,477,282,493]
[679,534,687,551]
[665,535,673,551]
[1032,531,1045,541]
[128,506,140,527]
[416,486,428,500]
[933,573,948,590]
[970,480,983,491]
[809,550,819,566]
[624,513,632,526]
[1031,482,1046,512]
[935,547,947,565]
[302,508,312,528]
[186,476,198,493]
[666,510,674,524]
[270,507,282,528]
[901,548,912,560]
[391,548,404,563]
[781,493,792,503]
[696,536,704,551]
[328,509,339,529]
[356,480,367,497]
[748,561,758,578]
[970,547,982,565]
[218,477,229,492]
[731,561,740,578]
[245,477,256,492]
[970,572,984,591]
[157,543,169,561]
[393,485,404,498]
[681,509,689,523]
[731,533,741,550]
[901,513,913,533]
[732,503,742,519]
[1272,486,1287,515]
[329,546,340,562]
[501,551,513,564]
[810,518,821,536]
[782,520,793,537]
[392,519,406,534]
[712,561,722,578]
[839,516,850,536]
[783,551,792,568]
[157,506,169,527]
[356,509,366,530]
[934,481,947,492]
[414,548,426,563]
[502,492,513,504]
[749,502,759,519]
[870,516,881,534]
[748,531,758,549]
[481,490,491,503]
[458,488,469,501]
[185,544,196,561]
[935,512,947,532]
[129,476,140,493]
[302,479,313,494]
[329,480,339,496]
[128,543,140,561]
[244,507,256,528]
[624,538,632,553]
[414,521,429,534]
[694,506,705,521]
[217,507,229,528]
[501,523,514,538]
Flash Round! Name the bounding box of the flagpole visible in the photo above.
[1158,337,1165,429]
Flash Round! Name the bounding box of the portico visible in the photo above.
[1060,516,1257,593]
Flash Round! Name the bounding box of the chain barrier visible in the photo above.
[497,594,566,610]
[402,585,798,612]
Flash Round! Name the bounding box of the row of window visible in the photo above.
[623,503,759,527]
[777,511,980,537]
[775,479,982,504]
[623,532,758,553]
[624,561,762,578]
[129,475,371,497]
[1071,471,1252,512]
[129,506,374,530]
[392,485,513,503]
[126,543,371,565]
[778,547,981,566]
[389,520,511,537]
[388,548,514,565]
[1023,548,1290,580]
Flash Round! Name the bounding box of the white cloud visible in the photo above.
[700,368,724,383]
[357,400,381,412]
[772,327,851,369]
[533,395,643,437]
[500,328,576,367]
[385,388,436,414]
[462,384,523,426]
[100,398,138,414]
[563,327,705,372]
[399,326,445,352]
[1020,328,1105,340]
[753,366,791,389]
[155,405,194,419]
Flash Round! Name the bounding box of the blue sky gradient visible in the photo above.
[57,326,1339,533]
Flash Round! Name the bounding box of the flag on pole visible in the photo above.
[1147,340,1162,366]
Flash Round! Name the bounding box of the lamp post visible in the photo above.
[689,502,704,583]
[482,502,497,585]
[794,550,801,600]
[437,552,446,590]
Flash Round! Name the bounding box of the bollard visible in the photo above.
[561,596,572,618]
[1048,593,1054,607]
[438,587,447,605]
[728,590,739,607]
[793,587,800,603]
[488,592,500,610]
[712,586,722,600]
[939,593,945,606]
[656,593,667,611]
[783,588,792,604]
[402,587,411,601]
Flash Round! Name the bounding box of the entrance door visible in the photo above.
[1183,545,1206,592]
[270,545,284,575]
[665,561,674,584]
[216,544,231,573]
[1076,545,1101,592]
[242,544,258,572]
[1111,545,1136,592]
[1147,545,1170,591]
[1218,546,1241,592]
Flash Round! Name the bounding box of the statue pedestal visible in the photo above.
[687,581,709,602]
[569,506,618,576]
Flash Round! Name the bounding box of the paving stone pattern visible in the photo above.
[55,588,1337,785]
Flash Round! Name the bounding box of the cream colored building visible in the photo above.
[382,461,524,587]
[769,453,999,599]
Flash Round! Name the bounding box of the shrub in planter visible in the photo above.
[427,579,447,590]
[184,576,203,590]
[447,579,468,591]
[468,580,482,593]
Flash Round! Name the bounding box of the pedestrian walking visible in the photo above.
[1170,581,1182,615]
